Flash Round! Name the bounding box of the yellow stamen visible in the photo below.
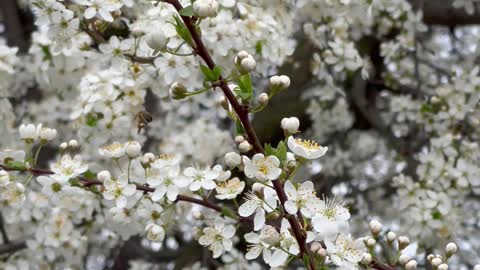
[295,138,321,150]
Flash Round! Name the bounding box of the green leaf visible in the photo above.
[432,211,442,220]
[255,40,263,56]
[421,103,433,113]
[86,113,98,127]
[236,120,245,135]
[234,73,253,101]
[264,143,275,156]
[263,141,287,162]
[302,254,310,269]
[83,170,96,180]
[212,66,223,80]
[179,5,194,16]
[221,207,237,219]
[276,141,287,162]
[173,15,194,47]
[5,161,26,171]
[199,64,217,81]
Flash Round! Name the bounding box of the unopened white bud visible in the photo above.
[239,55,256,73]
[193,0,218,18]
[144,153,155,162]
[279,75,290,88]
[19,123,38,143]
[169,82,188,100]
[438,264,448,270]
[386,231,396,243]
[68,139,79,149]
[369,219,383,236]
[427,254,435,262]
[310,242,322,253]
[145,30,169,52]
[365,237,376,247]
[235,51,249,63]
[125,141,141,158]
[281,117,300,134]
[399,254,411,265]
[60,142,68,150]
[398,236,410,250]
[225,152,241,168]
[405,260,418,270]
[239,141,251,153]
[141,156,150,165]
[445,242,457,256]
[317,248,326,257]
[269,75,290,92]
[97,170,111,182]
[474,264,480,270]
[258,93,268,106]
[234,135,245,144]
[431,258,443,268]
[39,127,57,143]
[361,253,372,265]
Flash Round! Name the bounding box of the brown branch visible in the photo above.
[0,164,231,218]
[160,1,315,268]
[0,0,31,52]
[371,260,396,270]
[0,212,10,244]
[124,54,157,64]
[0,238,27,255]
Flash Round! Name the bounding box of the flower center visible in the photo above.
[259,164,269,174]
[323,208,337,219]
[103,143,122,152]
[295,138,320,150]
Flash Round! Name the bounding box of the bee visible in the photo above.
[135,111,153,134]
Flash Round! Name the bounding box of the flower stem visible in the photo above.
[33,144,43,167]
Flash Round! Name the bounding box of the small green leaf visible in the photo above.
[255,40,263,56]
[237,73,252,93]
[234,87,252,100]
[236,120,245,135]
[179,5,194,16]
[263,141,287,162]
[234,73,253,101]
[432,211,442,220]
[264,143,275,156]
[83,170,96,180]
[86,113,98,127]
[302,254,310,269]
[421,103,433,113]
[173,15,194,47]
[5,161,26,171]
[212,66,223,80]
[221,207,236,219]
[199,64,216,81]
[276,141,287,162]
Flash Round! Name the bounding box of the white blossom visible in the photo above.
[287,136,328,159]
[244,154,282,181]
[198,217,236,258]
